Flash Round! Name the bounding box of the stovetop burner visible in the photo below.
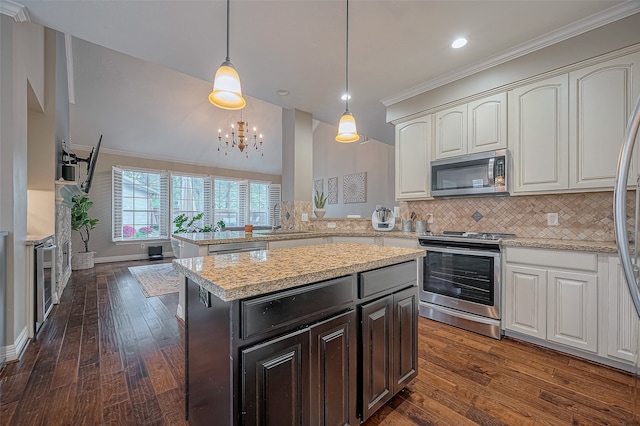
[419,230,516,244]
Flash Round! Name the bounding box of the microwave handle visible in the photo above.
[488,158,495,184]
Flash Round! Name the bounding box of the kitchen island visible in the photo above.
[173,243,425,425]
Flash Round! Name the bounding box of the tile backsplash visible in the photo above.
[400,191,634,242]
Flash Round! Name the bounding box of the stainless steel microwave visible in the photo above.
[430,149,509,197]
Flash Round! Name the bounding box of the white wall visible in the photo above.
[0,16,45,358]
[312,121,395,218]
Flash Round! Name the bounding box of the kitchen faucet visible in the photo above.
[272,203,281,231]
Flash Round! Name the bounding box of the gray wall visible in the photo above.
[1,16,45,357]
[312,121,395,218]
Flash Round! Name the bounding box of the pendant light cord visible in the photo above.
[225,0,231,62]
[345,0,350,112]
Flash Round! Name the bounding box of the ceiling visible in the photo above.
[8,0,640,174]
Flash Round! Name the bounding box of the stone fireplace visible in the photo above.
[54,181,77,303]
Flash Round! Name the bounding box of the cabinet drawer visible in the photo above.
[358,261,416,299]
[241,275,355,340]
[505,247,597,272]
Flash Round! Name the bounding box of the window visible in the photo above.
[171,174,212,232]
[213,179,244,227]
[213,179,281,228]
[112,167,169,241]
[249,182,269,226]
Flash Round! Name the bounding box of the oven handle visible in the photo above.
[421,245,500,258]
[38,244,57,252]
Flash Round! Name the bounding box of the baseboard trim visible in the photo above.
[4,326,30,362]
[94,252,175,264]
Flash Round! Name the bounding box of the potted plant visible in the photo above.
[70,194,99,270]
[171,213,225,258]
[314,191,327,219]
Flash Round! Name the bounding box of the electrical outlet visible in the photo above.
[327,222,336,229]
[141,243,145,249]
[301,213,309,222]
[547,213,559,226]
[427,214,434,224]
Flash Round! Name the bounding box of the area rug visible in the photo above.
[128,263,180,297]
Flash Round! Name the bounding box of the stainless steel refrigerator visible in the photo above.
[614,94,640,423]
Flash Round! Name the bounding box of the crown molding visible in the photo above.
[381,1,640,107]
[0,0,29,22]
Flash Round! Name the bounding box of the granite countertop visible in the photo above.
[172,242,425,302]
[502,238,619,253]
[171,230,420,245]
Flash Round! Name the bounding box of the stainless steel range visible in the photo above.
[417,231,515,339]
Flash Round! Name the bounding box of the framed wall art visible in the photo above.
[343,172,366,203]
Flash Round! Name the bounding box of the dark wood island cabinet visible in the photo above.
[173,243,425,426]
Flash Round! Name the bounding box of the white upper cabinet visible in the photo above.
[395,115,432,200]
[467,93,508,154]
[435,105,466,158]
[569,51,640,190]
[509,74,569,193]
[435,93,506,159]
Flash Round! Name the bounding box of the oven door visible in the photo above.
[421,245,500,320]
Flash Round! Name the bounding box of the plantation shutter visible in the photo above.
[112,166,124,241]
[269,184,281,227]
[158,172,170,239]
[237,180,248,227]
[203,176,213,228]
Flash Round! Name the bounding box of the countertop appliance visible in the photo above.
[613,94,640,422]
[372,207,396,231]
[418,231,515,339]
[431,149,509,197]
[34,237,56,334]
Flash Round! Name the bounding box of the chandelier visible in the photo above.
[217,109,264,157]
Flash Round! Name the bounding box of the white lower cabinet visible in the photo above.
[504,265,547,339]
[504,248,638,369]
[546,269,598,353]
[267,238,325,250]
[383,237,420,249]
[606,256,639,364]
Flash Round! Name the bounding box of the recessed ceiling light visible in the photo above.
[277,89,289,96]
[451,37,468,49]
[341,93,351,101]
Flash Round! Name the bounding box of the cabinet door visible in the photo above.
[360,294,393,421]
[392,287,418,392]
[569,51,640,190]
[510,74,569,193]
[241,328,310,426]
[435,105,467,159]
[468,92,507,154]
[504,265,547,339]
[395,116,431,200]
[547,269,598,353]
[607,257,639,364]
[310,311,357,426]
[268,238,324,250]
[383,237,419,249]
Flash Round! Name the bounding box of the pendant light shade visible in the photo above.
[208,0,246,110]
[336,111,359,143]
[209,60,246,110]
[336,0,359,143]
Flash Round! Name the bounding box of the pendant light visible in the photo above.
[208,0,246,110]
[336,0,359,143]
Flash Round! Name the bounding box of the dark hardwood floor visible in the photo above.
[1,259,639,425]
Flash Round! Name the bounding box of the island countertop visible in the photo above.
[172,242,425,302]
